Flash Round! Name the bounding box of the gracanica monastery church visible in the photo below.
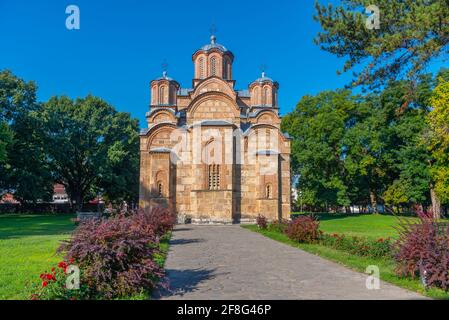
[139,35,291,223]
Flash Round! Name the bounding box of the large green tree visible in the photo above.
[42,95,139,210]
[314,0,449,89]
[281,90,358,210]
[428,77,449,212]
[0,70,53,202]
[283,71,448,215]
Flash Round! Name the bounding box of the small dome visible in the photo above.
[197,35,229,53]
[254,72,274,83]
[155,71,174,81]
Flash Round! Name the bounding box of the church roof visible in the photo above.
[253,72,274,83]
[154,71,174,81]
[237,90,251,98]
[195,35,231,55]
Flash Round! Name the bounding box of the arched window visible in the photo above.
[266,184,272,199]
[199,57,205,79]
[210,57,217,76]
[208,164,220,190]
[157,181,163,197]
[159,86,166,105]
[265,128,272,149]
[151,86,156,105]
[263,88,269,105]
[223,58,231,79]
[254,87,260,105]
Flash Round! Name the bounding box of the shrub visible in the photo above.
[256,215,268,230]
[267,219,289,233]
[58,211,165,299]
[393,212,449,290]
[141,207,176,237]
[320,233,392,258]
[285,216,321,243]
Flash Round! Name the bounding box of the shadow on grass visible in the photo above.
[0,215,75,239]
[152,268,217,299]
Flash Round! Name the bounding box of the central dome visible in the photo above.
[197,35,229,53]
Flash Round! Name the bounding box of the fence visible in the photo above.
[0,203,103,214]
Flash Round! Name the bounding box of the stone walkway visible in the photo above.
[153,225,426,300]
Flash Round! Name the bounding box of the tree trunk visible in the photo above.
[369,190,378,214]
[430,186,441,219]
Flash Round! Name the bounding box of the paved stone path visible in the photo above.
[154,225,425,300]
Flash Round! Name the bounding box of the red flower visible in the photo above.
[51,267,55,272]
[69,258,75,264]
[58,261,67,269]
[42,281,48,287]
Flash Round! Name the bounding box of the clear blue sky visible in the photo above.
[0,0,355,127]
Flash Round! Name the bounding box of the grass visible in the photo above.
[243,214,449,300]
[0,214,76,300]
[0,214,172,300]
[314,213,419,239]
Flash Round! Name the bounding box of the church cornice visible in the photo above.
[192,48,234,62]
[186,90,240,116]
[190,76,237,100]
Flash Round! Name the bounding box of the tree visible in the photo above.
[342,95,391,213]
[428,78,449,214]
[42,95,139,210]
[0,122,12,164]
[0,70,53,202]
[0,122,13,190]
[314,0,449,89]
[281,90,358,210]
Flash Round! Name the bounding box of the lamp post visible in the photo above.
[299,190,303,214]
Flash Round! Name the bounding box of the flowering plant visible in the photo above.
[30,259,87,300]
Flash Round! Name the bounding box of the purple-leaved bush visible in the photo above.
[394,210,449,291]
[256,215,268,230]
[58,207,174,299]
[285,215,321,243]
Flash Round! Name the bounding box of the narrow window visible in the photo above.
[210,57,217,76]
[223,58,230,79]
[254,87,260,105]
[158,182,163,197]
[266,184,272,199]
[263,88,269,105]
[159,86,165,105]
[152,86,156,105]
[208,164,220,190]
[199,57,204,79]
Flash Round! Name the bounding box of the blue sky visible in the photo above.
[1,0,355,127]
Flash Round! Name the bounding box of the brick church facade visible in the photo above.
[139,35,291,223]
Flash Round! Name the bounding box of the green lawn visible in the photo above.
[0,214,76,300]
[0,214,171,300]
[243,214,449,300]
[315,213,418,239]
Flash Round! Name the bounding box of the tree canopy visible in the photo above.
[314,0,449,89]
[42,95,139,209]
[282,71,447,215]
